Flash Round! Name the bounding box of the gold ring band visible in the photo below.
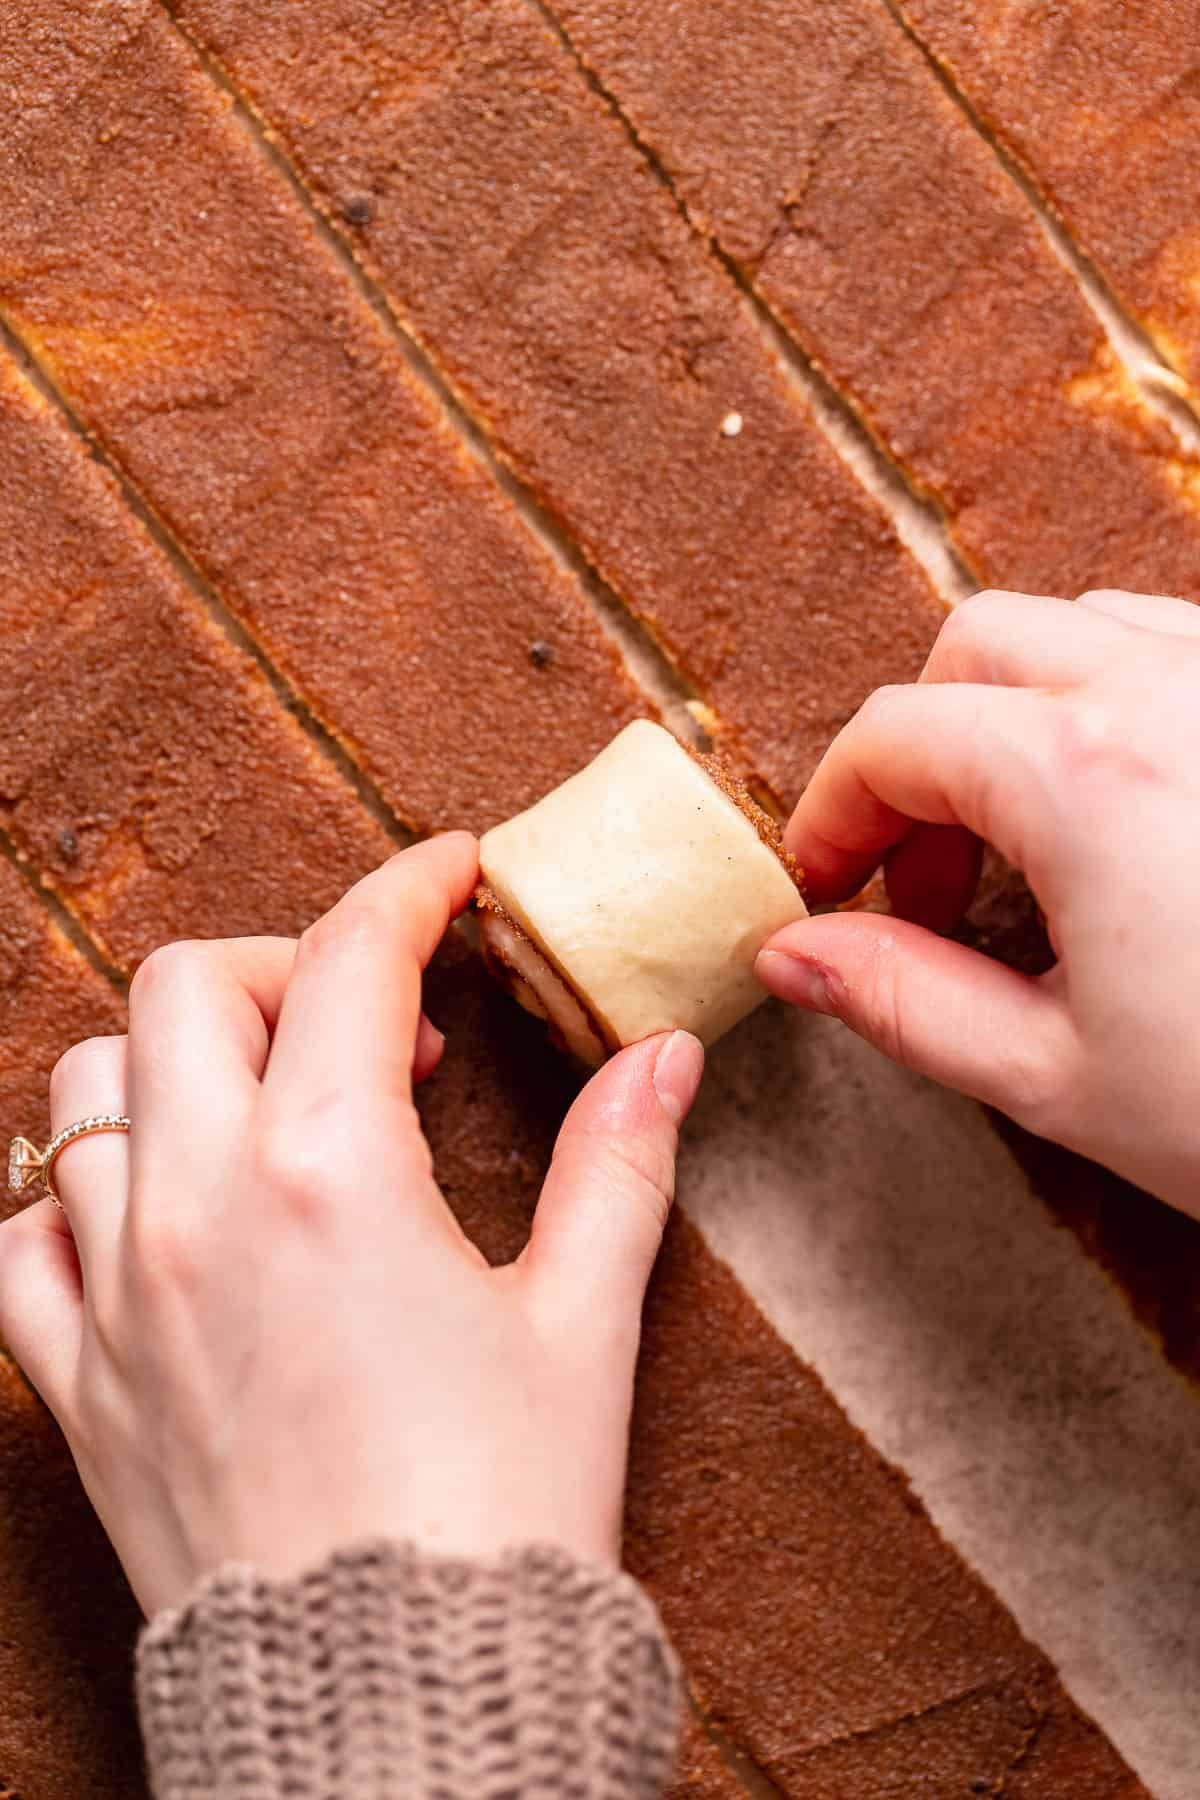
[7,1115,131,1210]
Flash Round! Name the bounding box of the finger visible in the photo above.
[129,929,451,1178]
[128,936,298,1136]
[127,934,305,1200]
[756,912,1076,1126]
[923,588,1134,688]
[782,682,1054,904]
[48,1036,129,1284]
[1075,588,1200,637]
[263,834,477,1111]
[132,936,444,1083]
[884,823,983,932]
[0,1201,83,1414]
[521,1031,704,1335]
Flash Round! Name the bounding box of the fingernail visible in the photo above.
[756,949,839,1015]
[652,1030,705,1126]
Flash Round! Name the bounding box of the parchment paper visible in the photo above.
[680,1001,1200,1800]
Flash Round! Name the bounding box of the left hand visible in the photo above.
[0,834,703,1618]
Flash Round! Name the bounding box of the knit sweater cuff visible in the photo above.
[135,1538,682,1798]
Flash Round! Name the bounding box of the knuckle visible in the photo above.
[932,590,1018,673]
[993,1030,1071,1135]
[49,1035,123,1112]
[856,682,907,732]
[940,589,1003,645]
[1053,694,1152,790]
[1056,694,1108,762]
[851,939,1071,1132]
[129,939,207,1005]
[1074,587,1121,607]
[253,1108,351,1227]
[123,1207,202,1302]
[297,899,382,965]
[589,1129,676,1236]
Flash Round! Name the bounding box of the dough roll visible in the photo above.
[476,720,808,1066]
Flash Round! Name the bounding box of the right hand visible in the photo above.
[756,588,1200,1219]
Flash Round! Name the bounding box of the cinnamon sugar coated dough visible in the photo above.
[553,0,1200,605]
[900,0,1200,393]
[479,722,808,1056]
[0,0,642,837]
[0,353,394,970]
[475,886,614,1068]
[169,0,947,800]
[665,1716,747,1800]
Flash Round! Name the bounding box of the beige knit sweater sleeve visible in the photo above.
[135,1539,682,1798]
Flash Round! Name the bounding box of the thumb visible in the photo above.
[522,1031,704,1332]
[756,914,1076,1130]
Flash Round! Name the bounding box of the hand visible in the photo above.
[0,835,703,1618]
[756,588,1200,1219]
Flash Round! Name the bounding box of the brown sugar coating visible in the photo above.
[665,1714,747,1800]
[417,938,1145,1794]
[899,0,1200,395]
[168,0,947,805]
[772,1669,1143,1798]
[0,1358,146,1800]
[993,1117,1200,1395]
[1002,1692,1148,1800]
[474,880,617,1065]
[550,0,1200,604]
[0,354,394,971]
[684,742,805,896]
[0,0,642,838]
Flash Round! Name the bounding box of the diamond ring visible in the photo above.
[8,1115,132,1210]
